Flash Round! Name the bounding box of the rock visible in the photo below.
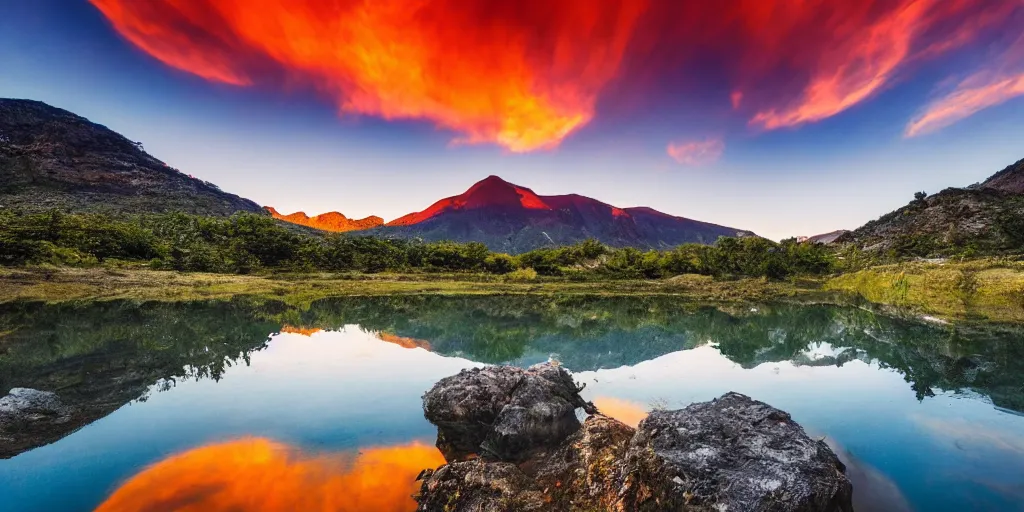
[618,392,853,512]
[415,460,547,512]
[417,366,852,512]
[0,387,76,457]
[533,414,635,510]
[422,363,595,462]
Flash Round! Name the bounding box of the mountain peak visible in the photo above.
[387,175,551,226]
[981,157,1024,194]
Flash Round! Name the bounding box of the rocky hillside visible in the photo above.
[264,206,383,232]
[374,175,752,253]
[838,157,1024,256]
[0,99,262,216]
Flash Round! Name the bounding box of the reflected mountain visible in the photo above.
[1,295,1022,459]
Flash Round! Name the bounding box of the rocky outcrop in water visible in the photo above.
[422,364,596,463]
[416,363,854,511]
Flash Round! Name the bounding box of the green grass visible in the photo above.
[0,266,821,306]
[825,258,1024,323]
[6,260,1024,325]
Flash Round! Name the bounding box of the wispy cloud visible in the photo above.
[667,137,724,166]
[905,35,1024,137]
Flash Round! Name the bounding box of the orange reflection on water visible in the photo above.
[375,331,432,351]
[279,325,323,336]
[593,396,648,428]
[95,438,444,512]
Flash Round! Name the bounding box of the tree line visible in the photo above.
[0,209,843,279]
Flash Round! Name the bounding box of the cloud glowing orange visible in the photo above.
[95,438,445,512]
[906,35,1024,137]
[89,0,646,152]
[89,0,1015,145]
[741,0,1004,130]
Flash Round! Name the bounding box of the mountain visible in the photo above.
[374,175,752,253]
[799,230,849,245]
[0,99,262,216]
[838,157,1024,256]
[265,206,383,232]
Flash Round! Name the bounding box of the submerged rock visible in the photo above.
[0,388,75,458]
[422,363,595,462]
[619,392,853,512]
[417,365,855,512]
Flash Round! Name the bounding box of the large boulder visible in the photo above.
[422,363,595,462]
[417,366,854,512]
[618,392,854,511]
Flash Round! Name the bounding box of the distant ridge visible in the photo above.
[0,98,262,216]
[372,175,754,253]
[265,206,384,232]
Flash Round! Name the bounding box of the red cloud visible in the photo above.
[667,137,725,166]
[89,0,1018,150]
[906,34,1024,137]
[89,0,646,153]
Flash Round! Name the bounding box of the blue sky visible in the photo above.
[1,0,1022,240]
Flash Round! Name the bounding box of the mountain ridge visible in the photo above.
[265,206,384,232]
[368,175,754,253]
[0,98,262,216]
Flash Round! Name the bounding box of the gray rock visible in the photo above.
[422,363,595,463]
[417,366,853,512]
[618,392,853,511]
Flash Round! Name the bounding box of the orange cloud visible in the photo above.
[743,0,1007,130]
[95,438,445,512]
[667,137,725,166]
[88,0,1015,146]
[906,35,1024,137]
[89,0,647,153]
[593,396,648,428]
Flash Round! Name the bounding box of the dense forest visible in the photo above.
[0,209,846,280]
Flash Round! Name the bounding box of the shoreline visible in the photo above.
[2,261,1023,324]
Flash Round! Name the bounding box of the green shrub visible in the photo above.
[504,267,538,282]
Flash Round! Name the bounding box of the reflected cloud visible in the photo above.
[95,438,445,512]
[279,325,323,336]
[373,331,433,351]
[592,395,648,428]
[910,413,1024,456]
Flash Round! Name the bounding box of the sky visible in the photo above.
[1,0,1023,240]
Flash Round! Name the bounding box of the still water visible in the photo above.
[0,296,1022,511]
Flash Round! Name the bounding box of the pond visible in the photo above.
[1,296,1022,511]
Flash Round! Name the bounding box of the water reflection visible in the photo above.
[1,296,1023,510]
[95,439,444,512]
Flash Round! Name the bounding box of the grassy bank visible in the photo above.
[5,260,1024,324]
[0,266,822,306]
[825,259,1024,323]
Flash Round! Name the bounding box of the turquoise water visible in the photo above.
[1,296,1022,511]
